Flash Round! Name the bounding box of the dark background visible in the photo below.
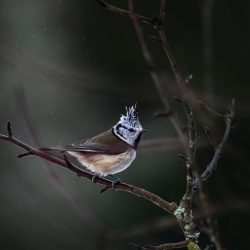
[0,0,249,249]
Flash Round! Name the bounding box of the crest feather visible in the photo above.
[120,105,139,126]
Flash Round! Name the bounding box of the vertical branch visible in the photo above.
[158,0,186,95]
[192,100,234,250]
[94,1,234,248]
[157,2,199,243]
[128,1,200,248]
[158,29,185,93]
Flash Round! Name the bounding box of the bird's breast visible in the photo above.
[68,148,136,176]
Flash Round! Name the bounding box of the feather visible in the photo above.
[66,129,130,155]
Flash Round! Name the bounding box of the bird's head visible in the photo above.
[113,105,146,147]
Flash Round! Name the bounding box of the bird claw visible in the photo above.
[91,173,99,183]
[111,178,121,188]
[107,175,122,188]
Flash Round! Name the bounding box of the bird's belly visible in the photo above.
[69,149,136,176]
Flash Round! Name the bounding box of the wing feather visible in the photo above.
[65,129,130,155]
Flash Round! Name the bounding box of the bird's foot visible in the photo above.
[111,179,121,188]
[108,175,122,188]
[91,173,100,183]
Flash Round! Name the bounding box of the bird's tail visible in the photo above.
[40,146,66,153]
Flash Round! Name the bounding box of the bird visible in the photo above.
[41,105,146,186]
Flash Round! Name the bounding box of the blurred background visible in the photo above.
[0,0,249,249]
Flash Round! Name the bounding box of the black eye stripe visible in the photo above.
[116,124,135,133]
[118,124,129,130]
[117,124,125,129]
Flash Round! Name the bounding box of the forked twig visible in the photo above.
[94,0,155,26]
[194,99,235,188]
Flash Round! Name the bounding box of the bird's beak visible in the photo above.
[142,128,149,133]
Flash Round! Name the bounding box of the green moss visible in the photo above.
[174,206,185,220]
[188,241,201,250]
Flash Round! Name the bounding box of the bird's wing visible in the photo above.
[41,129,130,155]
[40,146,66,152]
[65,129,130,155]
[40,143,108,154]
[65,143,110,154]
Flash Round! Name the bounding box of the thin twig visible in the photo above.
[204,126,218,149]
[127,0,187,150]
[149,240,188,249]
[0,122,176,214]
[158,29,185,93]
[17,151,33,158]
[94,2,234,249]
[192,99,234,250]
[94,0,155,25]
[98,0,198,245]
[130,240,188,249]
[156,1,200,243]
[198,99,224,118]
[194,99,235,187]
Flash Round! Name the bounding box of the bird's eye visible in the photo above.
[129,128,134,132]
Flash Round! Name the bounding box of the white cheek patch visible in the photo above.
[115,128,135,147]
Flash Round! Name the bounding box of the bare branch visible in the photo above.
[198,99,224,118]
[0,2,234,250]
[0,122,177,214]
[94,0,155,25]
[17,151,33,158]
[126,0,187,151]
[204,126,218,149]
[158,29,185,93]
[130,240,188,249]
[194,99,235,188]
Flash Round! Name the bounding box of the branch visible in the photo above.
[193,99,235,188]
[126,0,187,150]
[158,28,184,93]
[155,1,200,243]
[192,99,234,250]
[198,99,224,118]
[0,122,176,214]
[96,0,200,246]
[94,0,156,26]
[130,240,188,249]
